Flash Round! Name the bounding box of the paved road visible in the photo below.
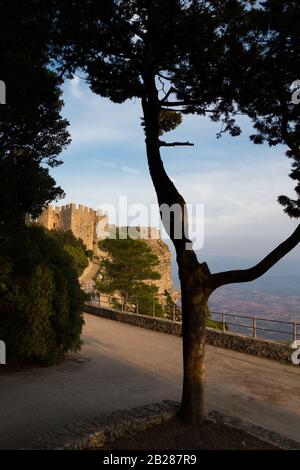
[0,314,300,449]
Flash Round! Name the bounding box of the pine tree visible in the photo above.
[96,236,163,315]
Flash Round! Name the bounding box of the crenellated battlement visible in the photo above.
[46,203,103,215]
[47,205,61,213]
[118,226,160,240]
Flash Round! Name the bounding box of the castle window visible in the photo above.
[52,214,60,229]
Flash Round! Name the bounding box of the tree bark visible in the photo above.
[177,261,208,424]
[123,292,128,311]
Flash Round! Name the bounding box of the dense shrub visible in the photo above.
[0,225,84,365]
[50,229,92,276]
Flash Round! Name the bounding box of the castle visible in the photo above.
[36,203,109,252]
[34,203,176,299]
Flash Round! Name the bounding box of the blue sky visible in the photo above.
[50,76,300,264]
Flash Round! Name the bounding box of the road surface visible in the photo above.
[0,313,299,449]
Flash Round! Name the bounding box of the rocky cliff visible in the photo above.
[80,236,178,302]
[144,238,178,301]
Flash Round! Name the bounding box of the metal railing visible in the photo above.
[210,311,298,343]
[86,293,180,321]
[82,283,299,344]
[88,292,140,314]
[82,284,181,321]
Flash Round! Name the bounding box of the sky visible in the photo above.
[50,76,300,266]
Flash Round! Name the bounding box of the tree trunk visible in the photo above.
[141,73,208,425]
[123,293,128,312]
[177,266,208,424]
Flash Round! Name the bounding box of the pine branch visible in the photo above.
[159,140,194,147]
[160,86,177,102]
[209,224,300,291]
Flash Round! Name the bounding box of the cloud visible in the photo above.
[121,166,140,175]
[62,78,144,147]
[91,158,116,169]
[69,76,84,99]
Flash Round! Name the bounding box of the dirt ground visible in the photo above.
[104,418,279,450]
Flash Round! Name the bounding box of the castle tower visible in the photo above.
[37,206,62,230]
[36,203,108,253]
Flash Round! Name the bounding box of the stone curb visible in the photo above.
[27,401,179,450]
[206,411,300,451]
[27,401,300,450]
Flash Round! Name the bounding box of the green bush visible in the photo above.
[50,229,91,276]
[0,225,84,365]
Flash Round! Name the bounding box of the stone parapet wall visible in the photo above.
[205,327,294,364]
[85,304,182,335]
[84,304,296,366]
